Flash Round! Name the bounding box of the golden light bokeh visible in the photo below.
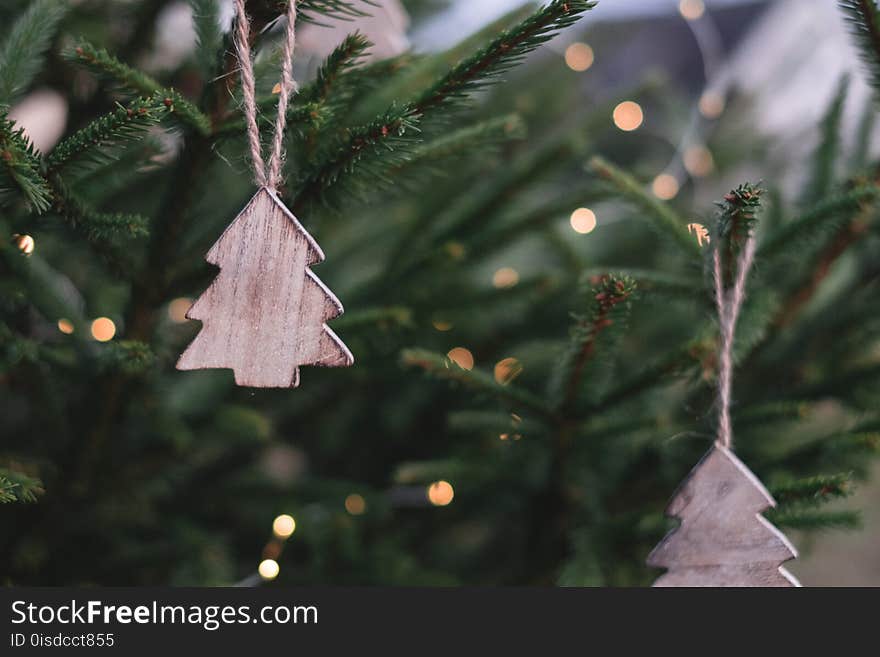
[492,267,520,288]
[345,493,367,515]
[494,357,523,385]
[272,514,296,539]
[427,480,454,506]
[258,558,280,581]
[612,101,644,131]
[698,91,725,119]
[90,317,116,342]
[679,0,705,21]
[570,207,597,234]
[14,234,34,256]
[564,42,594,72]
[652,173,680,200]
[447,347,474,371]
[168,297,193,323]
[687,223,711,247]
[683,145,714,177]
[432,319,453,332]
[57,318,74,335]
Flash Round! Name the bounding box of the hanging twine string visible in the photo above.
[712,235,757,449]
[233,0,298,190]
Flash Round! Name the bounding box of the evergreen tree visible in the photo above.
[1,0,879,586]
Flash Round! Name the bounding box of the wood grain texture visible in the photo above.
[177,187,353,387]
[647,444,801,587]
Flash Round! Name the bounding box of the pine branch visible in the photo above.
[588,156,698,257]
[46,96,167,171]
[48,173,150,241]
[759,184,879,258]
[767,508,861,530]
[69,42,210,135]
[839,1,880,97]
[551,274,637,412]
[806,76,848,203]
[392,114,526,177]
[770,473,854,507]
[300,32,372,106]
[401,348,555,420]
[716,182,762,282]
[0,111,52,213]
[0,0,69,104]
[189,0,222,77]
[411,0,597,115]
[0,469,44,504]
[291,109,420,210]
[330,306,413,330]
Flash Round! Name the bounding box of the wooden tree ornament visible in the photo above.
[176,188,353,387]
[647,200,800,587]
[646,444,800,587]
[177,0,352,387]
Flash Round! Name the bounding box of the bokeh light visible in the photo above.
[698,91,725,119]
[428,481,454,506]
[345,494,366,515]
[613,101,644,131]
[14,234,34,256]
[570,207,597,234]
[652,174,680,200]
[90,317,116,342]
[57,319,74,335]
[494,357,523,385]
[168,297,193,323]
[683,145,714,177]
[258,559,280,581]
[447,347,474,371]
[492,267,519,288]
[679,0,705,21]
[432,319,453,332]
[272,514,296,539]
[564,42,594,72]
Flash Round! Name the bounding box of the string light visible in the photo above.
[564,42,594,72]
[678,0,705,21]
[447,347,474,371]
[258,559,280,581]
[90,317,116,342]
[570,208,597,234]
[272,514,296,539]
[492,267,519,288]
[168,297,193,323]
[652,174,680,200]
[13,234,34,256]
[612,101,644,131]
[57,319,74,335]
[683,145,714,177]
[345,494,366,515]
[494,357,523,385]
[427,481,454,506]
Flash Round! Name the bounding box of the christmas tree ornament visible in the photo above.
[647,231,800,587]
[177,0,353,387]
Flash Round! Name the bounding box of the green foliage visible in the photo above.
[189,0,222,78]
[588,156,697,257]
[807,76,849,202]
[0,111,51,212]
[0,469,44,504]
[69,42,210,135]
[840,1,880,97]
[0,0,68,104]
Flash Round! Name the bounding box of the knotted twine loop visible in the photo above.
[712,234,757,449]
[233,0,297,190]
